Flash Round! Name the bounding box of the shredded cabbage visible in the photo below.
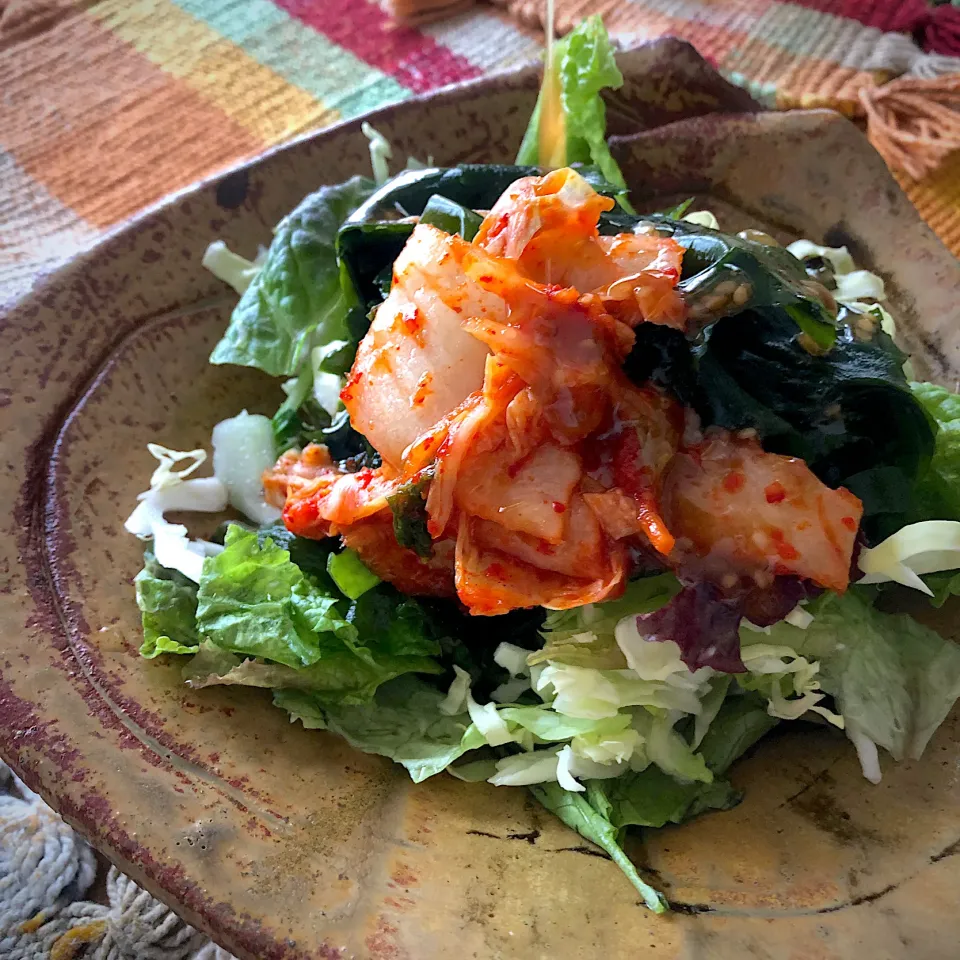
[858,520,960,594]
[682,210,718,229]
[146,444,207,490]
[535,662,703,719]
[739,644,843,727]
[201,240,264,294]
[362,122,393,186]
[494,642,532,678]
[211,411,281,526]
[636,713,713,784]
[488,748,562,787]
[613,619,712,693]
[571,725,642,765]
[784,604,814,629]
[125,445,227,582]
[556,745,586,792]
[439,665,472,716]
[489,678,531,703]
[848,728,882,784]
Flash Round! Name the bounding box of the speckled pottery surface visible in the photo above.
[2,39,960,960]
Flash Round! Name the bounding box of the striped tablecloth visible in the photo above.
[0,0,541,304]
[2,0,959,310]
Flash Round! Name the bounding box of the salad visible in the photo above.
[126,17,960,911]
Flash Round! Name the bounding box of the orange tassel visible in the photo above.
[859,73,960,182]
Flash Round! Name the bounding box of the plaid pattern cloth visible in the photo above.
[0,0,957,307]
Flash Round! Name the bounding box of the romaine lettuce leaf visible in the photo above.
[275,676,484,782]
[911,380,960,522]
[135,550,200,658]
[597,767,740,831]
[695,693,780,775]
[529,781,668,912]
[195,525,353,668]
[516,15,631,205]
[210,176,374,377]
[191,526,441,700]
[185,642,440,705]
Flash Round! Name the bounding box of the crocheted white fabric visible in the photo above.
[0,763,236,960]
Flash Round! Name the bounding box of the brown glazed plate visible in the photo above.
[2,39,960,960]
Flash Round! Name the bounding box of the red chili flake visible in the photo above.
[722,471,745,494]
[488,213,509,238]
[764,481,787,504]
[422,437,434,450]
[477,274,494,283]
[776,541,800,562]
[769,527,785,542]
[841,516,857,532]
[355,469,374,489]
[412,371,433,407]
[485,563,506,579]
[552,501,566,514]
[340,368,363,403]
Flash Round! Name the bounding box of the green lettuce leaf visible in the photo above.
[767,589,960,761]
[195,525,353,668]
[185,641,440,706]
[135,550,200,658]
[273,688,327,729]
[532,574,680,668]
[597,766,740,831]
[563,695,772,841]
[193,527,441,701]
[923,569,960,607]
[529,782,667,912]
[274,676,484,782]
[695,693,779,776]
[498,706,631,742]
[911,380,960,522]
[210,175,374,377]
[515,15,631,205]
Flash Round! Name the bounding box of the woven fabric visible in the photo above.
[0,0,542,301]
[0,0,957,306]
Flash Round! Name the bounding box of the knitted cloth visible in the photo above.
[0,763,235,960]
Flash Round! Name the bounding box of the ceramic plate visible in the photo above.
[2,39,960,960]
